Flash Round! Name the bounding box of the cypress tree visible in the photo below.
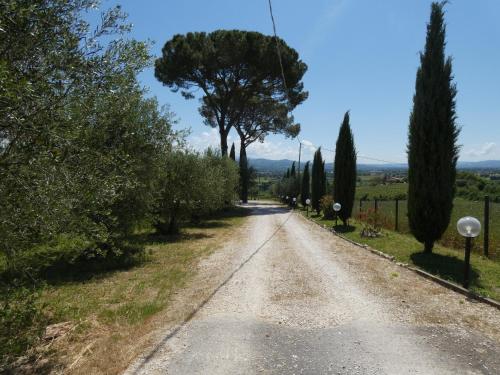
[229,143,236,161]
[239,143,249,203]
[290,162,296,177]
[321,161,326,198]
[301,161,310,206]
[407,2,459,253]
[311,148,324,214]
[286,168,290,178]
[333,111,357,226]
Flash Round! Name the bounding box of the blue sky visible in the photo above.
[95,0,499,163]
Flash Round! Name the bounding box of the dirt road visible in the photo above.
[126,202,500,374]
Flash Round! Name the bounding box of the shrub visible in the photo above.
[320,195,335,219]
[0,286,45,369]
[357,208,388,238]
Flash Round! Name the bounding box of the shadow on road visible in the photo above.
[240,201,290,216]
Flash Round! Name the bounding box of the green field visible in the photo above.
[352,184,500,260]
[355,182,408,200]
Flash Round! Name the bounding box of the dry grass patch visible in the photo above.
[34,207,250,374]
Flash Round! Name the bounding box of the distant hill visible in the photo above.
[248,158,500,173]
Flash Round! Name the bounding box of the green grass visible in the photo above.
[2,206,250,373]
[300,209,500,301]
[41,207,250,326]
[355,182,408,200]
[353,185,500,260]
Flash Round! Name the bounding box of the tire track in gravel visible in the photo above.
[125,202,500,375]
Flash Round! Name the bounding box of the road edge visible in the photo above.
[296,210,500,311]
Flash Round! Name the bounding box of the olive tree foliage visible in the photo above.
[0,0,179,268]
[155,149,239,234]
[154,30,308,156]
[274,161,300,202]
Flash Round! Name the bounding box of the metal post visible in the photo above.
[374,198,378,213]
[395,198,399,232]
[464,237,472,289]
[360,198,363,212]
[484,195,490,258]
[298,142,302,180]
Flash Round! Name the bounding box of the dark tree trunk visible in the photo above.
[168,214,179,234]
[220,128,228,156]
[424,240,434,254]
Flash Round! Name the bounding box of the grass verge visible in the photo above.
[17,206,250,374]
[298,209,500,302]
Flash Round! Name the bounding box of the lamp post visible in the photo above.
[306,198,311,216]
[286,196,289,206]
[333,202,341,227]
[293,197,297,209]
[457,216,481,289]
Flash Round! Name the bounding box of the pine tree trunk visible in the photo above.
[220,129,228,156]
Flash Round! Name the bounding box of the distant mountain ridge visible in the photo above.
[248,158,500,173]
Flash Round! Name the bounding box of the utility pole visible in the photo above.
[298,141,302,180]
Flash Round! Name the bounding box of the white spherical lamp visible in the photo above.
[457,216,481,238]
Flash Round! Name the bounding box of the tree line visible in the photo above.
[273,111,357,226]
[274,2,460,256]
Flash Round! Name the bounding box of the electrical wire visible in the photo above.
[268,0,288,93]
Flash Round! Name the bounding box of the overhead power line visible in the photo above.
[357,155,401,164]
[267,0,288,93]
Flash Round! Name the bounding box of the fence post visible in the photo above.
[395,198,399,232]
[360,199,363,212]
[374,198,378,213]
[484,195,490,258]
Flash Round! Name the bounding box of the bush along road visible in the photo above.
[126,202,500,374]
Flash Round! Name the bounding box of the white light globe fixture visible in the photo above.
[457,216,481,238]
[306,198,311,205]
[293,197,297,202]
[333,202,341,212]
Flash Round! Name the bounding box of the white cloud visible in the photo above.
[247,140,298,160]
[187,128,235,153]
[465,142,497,158]
[300,139,319,154]
[187,130,329,161]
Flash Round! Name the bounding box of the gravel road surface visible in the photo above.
[126,202,500,375]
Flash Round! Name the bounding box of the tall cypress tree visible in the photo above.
[311,148,324,214]
[290,161,296,177]
[239,142,249,203]
[301,161,310,206]
[408,2,459,253]
[229,143,236,161]
[321,161,326,198]
[333,111,357,225]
